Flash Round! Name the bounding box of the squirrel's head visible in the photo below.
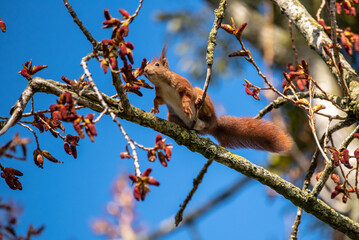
[144,45,169,85]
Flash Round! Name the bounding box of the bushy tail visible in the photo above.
[210,116,293,153]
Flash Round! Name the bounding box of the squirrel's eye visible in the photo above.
[155,63,160,67]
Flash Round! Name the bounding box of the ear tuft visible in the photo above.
[158,43,168,68]
[160,44,167,59]
[159,44,169,68]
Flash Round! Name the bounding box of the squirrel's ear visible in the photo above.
[159,44,169,68]
[162,57,169,68]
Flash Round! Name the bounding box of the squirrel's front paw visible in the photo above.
[195,96,202,106]
[183,106,193,118]
[151,107,160,114]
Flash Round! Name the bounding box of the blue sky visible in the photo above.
[0,1,325,239]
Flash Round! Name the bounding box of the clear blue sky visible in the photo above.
[0,1,325,239]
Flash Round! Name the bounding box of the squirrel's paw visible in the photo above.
[183,106,193,118]
[151,107,160,114]
[195,96,202,106]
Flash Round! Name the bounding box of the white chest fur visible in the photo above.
[157,82,207,131]
[157,82,195,127]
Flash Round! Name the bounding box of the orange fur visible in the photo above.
[210,116,293,152]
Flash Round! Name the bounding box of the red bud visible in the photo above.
[165,147,172,161]
[158,152,167,167]
[142,168,152,177]
[331,174,340,185]
[119,9,130,18]
[42,150,63,163]
[147,177,160,186]
[133,185,141,201]
[128,174,137,183]
[0,19,6,33]
[104,9,111,20]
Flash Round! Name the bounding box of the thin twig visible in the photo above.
[309,136,331,197]
[175,158,214,226]
[288,19,298,66]
[81,54,141,177]
[22,106,85,117]
[62,0,98,48]
[143,178,251,240]
[255,91,346,119]
[338,160,356,195]
[0,163,4,171]
[316,0,327,20]
[18,123,41,150]
[311,78,348,112]
[132,141,152,151]
[329,0,340,74]
[38,116,66,141]
[239,38,294,103]
[308,80,332,197]
[323,118,333,155]
[315,111,346,120]
[93,108,107,123]
[290,207,302,240]
[307,80,327,163]
[312,121,359,196]
[192,0,227,127]
[328,0,351,98]
[344,167,359,198]
[129,0,144,24]
[0,117,32,125]
[339,124,359,150]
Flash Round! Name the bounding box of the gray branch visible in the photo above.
[270,0,359,99]
[14,77,358,239]
[0,82,34,136]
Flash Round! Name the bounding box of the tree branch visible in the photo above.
[63,0,98,48]
[0,82,34,136]
[270,0,359,99]
[143,177,251,240]
[194,0,227,126]
[175,158,214,226]
[18,77,359,239]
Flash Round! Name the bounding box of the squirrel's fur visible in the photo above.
[144,46,293,153]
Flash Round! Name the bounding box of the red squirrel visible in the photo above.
[143,46,293,153]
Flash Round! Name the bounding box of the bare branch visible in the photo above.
[288,19,298,66]
[144,178,251,240]
[128,0,145,24]
[0,83,34,136]
[80,55,141,177]
[328,0,351,98]
[62,0,98,47]
[18,123,41,150]
[270,0,359,99]
[26,77,359,238]
[193,0,227,126]
[312,122,359,196]
[175,158,214,226]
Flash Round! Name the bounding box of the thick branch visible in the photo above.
[0,82,34,136]
[270,0,359,99]
[24,77,359,238]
